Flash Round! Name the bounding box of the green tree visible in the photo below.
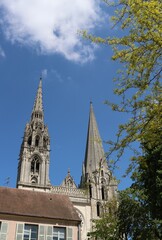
[83,0,162,161]
[117,189,161,240]
[128,104,162,239]
[84,0,162,239]
[117,124,162,239]
[89,105,162,239]
[88,199,119,240]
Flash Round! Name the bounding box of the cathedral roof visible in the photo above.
[0,187,81,223]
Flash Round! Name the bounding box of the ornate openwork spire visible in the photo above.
[17,77,50,190]
[31,78,44,122]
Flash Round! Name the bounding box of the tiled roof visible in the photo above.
[0,187,80,222]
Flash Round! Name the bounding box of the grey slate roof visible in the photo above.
[0,187,81,222]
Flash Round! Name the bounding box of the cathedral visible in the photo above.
[0,79,117,240]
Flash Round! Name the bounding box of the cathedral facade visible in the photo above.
[0,79,117,240]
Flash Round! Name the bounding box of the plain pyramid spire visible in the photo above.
[84,102,108,176]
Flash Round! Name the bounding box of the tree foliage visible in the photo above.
[83,0,162,162]
[84,0,162,239]
[118,106,162,239]
[127,107,162,239]
[117,188,161,240]
[88,199,119,240]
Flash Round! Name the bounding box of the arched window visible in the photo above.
[31,155,40,174]
[89,180,92,199]
[67,179,73,188]
[101,178,106,185]
[97,202,101,217]
[35,135,40,147]
[43,137,47,149]
[101,170,104,177]
[31,176,38,184]
[28,136,32,146]
[101,186,107,200]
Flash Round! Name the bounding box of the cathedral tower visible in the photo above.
[80,102,117,219]
[17,79,51,191]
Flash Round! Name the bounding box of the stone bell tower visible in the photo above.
[80,102,117,220]
[17,79,51,191]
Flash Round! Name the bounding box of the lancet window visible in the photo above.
[97,202,101,217]
[89,180,92,199]
[101,185,107,200]
[28,136,32,146]
[35,135,40,147]
[43,137,48,149]
[31,155,40,174]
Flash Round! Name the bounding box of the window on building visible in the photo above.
[66,179,73,188]
[24,224,38,240]
[101,185,107,200]
[89,180,92,198]
[16,224,72,240]
[28,136,32,146]
[0,222,8,240]
[97,202,101,217]
[53,227,66,240]
[35,135,40,147]
[31,155,40,174]
[31,176,38,184]
[101,186,104,200]
[101,170,104,177]
[43,137,47,148]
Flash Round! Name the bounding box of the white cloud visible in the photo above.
[51,69,63,83]
[0,0,104,62]
[0,45,5,57]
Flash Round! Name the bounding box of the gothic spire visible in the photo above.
[17,77,50,190]
[31,78,44,122]
[84,102,108,176]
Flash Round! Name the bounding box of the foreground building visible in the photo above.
[0,79,117,240]
[0,187,80,240]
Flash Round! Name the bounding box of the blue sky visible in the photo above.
[0,0,131,190]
